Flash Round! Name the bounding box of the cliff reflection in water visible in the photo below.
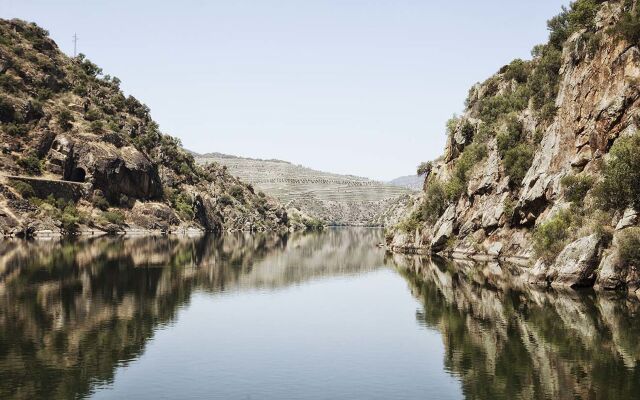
[390,253,640,400]
[0,229,386,400]
[2,229,640,400]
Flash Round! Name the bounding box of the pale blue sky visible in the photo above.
[2,1,569,180]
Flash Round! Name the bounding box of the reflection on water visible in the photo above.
[0,229,638,399]
[389,254,640,400]
[0,229,387,400]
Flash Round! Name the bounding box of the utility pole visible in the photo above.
[73,33,78,57]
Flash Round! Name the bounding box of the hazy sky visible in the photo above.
[2,1,570,180]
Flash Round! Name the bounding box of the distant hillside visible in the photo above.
[194,152,412,226]
[387,174,425,190]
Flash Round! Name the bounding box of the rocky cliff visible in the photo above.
[389,0,640,292]
[0,19,293,236]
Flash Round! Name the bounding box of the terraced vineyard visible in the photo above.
[194,152,415,226]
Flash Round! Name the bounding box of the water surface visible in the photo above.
[0,229,638,399]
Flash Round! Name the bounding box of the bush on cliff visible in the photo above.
[619,227,640,267]
[102,210,125,225]
[60,203,88,233]
[503,144,534,186]
[17,154,42,175]
[561,174,594,204]
[416,161,432,176]
[533,209,574,262]
[420,179,448,224]
[496,116,524,156]
[11,181,35,199]
[446,142,487,200]
[611,6,640,43]
[229,185,245,201]
[594,133,640,211]
[503,59,531,84]
[218,194,234,207]
[56,109,74,131]
[174,193,194,220]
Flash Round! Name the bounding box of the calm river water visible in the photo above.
[0,228,638,399]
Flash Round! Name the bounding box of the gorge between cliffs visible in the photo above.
[2,0,640,399]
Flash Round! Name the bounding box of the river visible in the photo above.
[0,228,638,399]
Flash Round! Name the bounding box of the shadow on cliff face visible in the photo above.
[388,253,640,400]
[0,228,387,400]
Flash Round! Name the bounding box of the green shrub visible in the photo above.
[229,185,244,200]
[61,204,81,234]
[85,108,102,121]
[460,120,475,142]
[618,227,640,267]
[456,143,487,181]
[17,155,42,175]
[178,162,192,176]
[547,1,602,50]
[533,209,574,262]
[420,179,448,224]
[92,192,110,211]
[561,174,594,204]
[57,109,74,130]
[503,59,531,83]
[218,194,234,207]
[397,211,422,233]
[0,95,16,122]
[496,116,524,156]
[446,115,460,137]
[11,181,35,198]
[594,133,640,211]
[416,161,432,176]
[528,45,562,112]
[447,143,487,200]
[89,120,104,133]
[611,6,640,43]
[503,197,516,223]
[303,218,324,231]
[444,176,466,202]
[102,210,125,225]
[503,144,534,186]
[0,74,20,92]
[567,0,601,31]
[4,123,28,136]
[478,95,513,125]
[174,193,194,220]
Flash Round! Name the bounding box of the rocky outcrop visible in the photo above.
[389,1,640,291]
[595,228,640,291]
[543,234,603,288]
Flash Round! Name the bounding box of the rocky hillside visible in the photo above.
[0,19,297,236]
[195,152,413,226]
[389,0,640,291]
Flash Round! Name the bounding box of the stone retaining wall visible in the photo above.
[7,176,89,202]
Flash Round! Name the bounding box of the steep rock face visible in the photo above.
[390,1,640,291]
[546,234,603,288]
[44,134,162,201]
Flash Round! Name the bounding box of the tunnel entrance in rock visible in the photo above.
[69,167,86,182]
